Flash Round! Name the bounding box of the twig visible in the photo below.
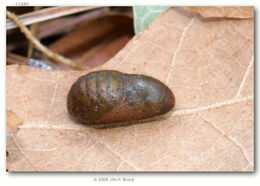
[7,6,102,30]
[6,10,87,70]
[37,7,109,39]
[27,6,42,58]
[7,7,110,51]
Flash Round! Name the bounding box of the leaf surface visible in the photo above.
[133,6,170,34]
[6,6,254,171]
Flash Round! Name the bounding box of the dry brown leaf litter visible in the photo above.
[6,7,254,171]
[6,110,22,134]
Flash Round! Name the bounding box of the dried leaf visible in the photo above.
[182,6,254,18]
[48,15,134,68]
[6,110,22,134]
[6,7,254,171]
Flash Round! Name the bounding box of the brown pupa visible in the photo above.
[67,70,175,125]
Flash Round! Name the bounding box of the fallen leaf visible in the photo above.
[6,6,254,171]
[6,110,22,134]
[48,15,134,69]
[182,6,254,18]
[80,34,133,68]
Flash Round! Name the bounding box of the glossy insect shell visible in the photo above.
[67,70,175,124]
